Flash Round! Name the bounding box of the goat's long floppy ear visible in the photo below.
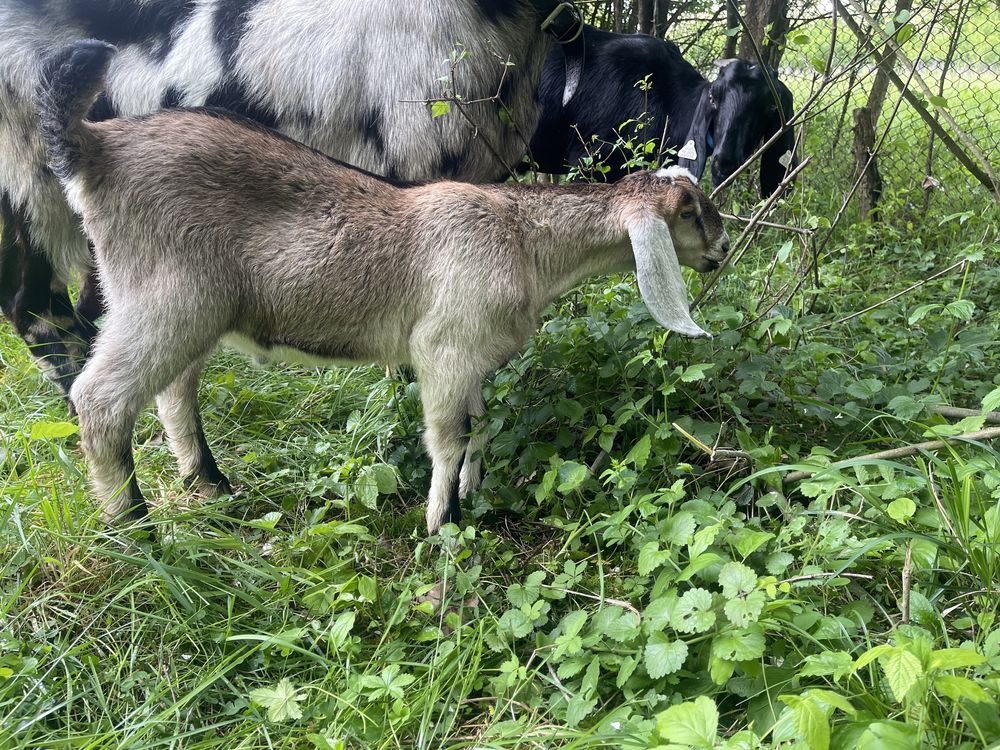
[759,83,798,196]
[677,88,712,180]
[628,214,710,338]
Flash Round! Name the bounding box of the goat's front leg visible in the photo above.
[0,198,91,396]
[156,357,231,496]
[420,373,480,534]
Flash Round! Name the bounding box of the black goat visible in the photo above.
[529,24,797,196]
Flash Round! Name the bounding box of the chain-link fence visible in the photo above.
[586,0,999,220]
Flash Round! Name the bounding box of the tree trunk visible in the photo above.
[852,107,883,221]
[851,0,913,220]
[867,0,914,121]
[724,0,741,58]
[738,0,789,67]
[637,0,669,36]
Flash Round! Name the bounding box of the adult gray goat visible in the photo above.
[40,40,729,533]
[529,24,798,195]
[0,0,583,395]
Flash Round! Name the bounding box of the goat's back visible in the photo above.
[79,109,538,366]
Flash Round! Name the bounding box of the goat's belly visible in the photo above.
[222,333,393,369]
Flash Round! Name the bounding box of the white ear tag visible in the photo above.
[778,150,793,168]
[678,140,698,160]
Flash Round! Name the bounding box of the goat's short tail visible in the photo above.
[38,40,117,180]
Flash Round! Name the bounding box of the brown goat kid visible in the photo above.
[40,41,730,533]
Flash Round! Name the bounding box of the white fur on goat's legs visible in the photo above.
[419,370,479,534]
[459,387,487,498]
[72,357,146,522]
[71,307,213,522]
[155,357,231,496]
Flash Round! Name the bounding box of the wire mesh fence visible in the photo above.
[583,0,999,220]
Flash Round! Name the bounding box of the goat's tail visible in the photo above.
[38,40,117,180]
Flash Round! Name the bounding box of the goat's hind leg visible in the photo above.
[420,370,482,534]
[71,310,211,523]
[156,357,231,497]
[459,388,487,498]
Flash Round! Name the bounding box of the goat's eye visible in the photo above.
[680,209,696,220]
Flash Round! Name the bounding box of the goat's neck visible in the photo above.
[522,186,635,303]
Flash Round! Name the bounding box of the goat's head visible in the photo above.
[679,59,797,197]
[618,166,730,338]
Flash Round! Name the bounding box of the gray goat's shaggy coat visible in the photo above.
[41,41,729,533]
[1,0,579,393]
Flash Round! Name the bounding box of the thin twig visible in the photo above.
[693,157,811,310]
[901,543,912,624]
[807,259,968,332]
[930,405,1000,425]
[543,585,642,619]
[783,427,1000,483]
[720,213,814,235]
[783,572,874,584]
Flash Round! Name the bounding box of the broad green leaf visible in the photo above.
[934,674,992,703]
[617,655,638,688]
[888,395,923,420]
[928,648,986,671]
[944,299,975,320]
[250,678,305,722]
[671,588,716,634]
[679,363,714,382]
[656,696,718,748]
[806,689,857,716]
[731,530,774,559]
[855,721,919,750]
[644,632,688,679]
[561,609,589,637]
[982,386,1000,415]
[724,591,766,627]
[626,433,652,468]
[908,303,941,325]
[644,592,679,633]
[846,378,884,400]
[677,552,722,583]
[638,542,672,576]
[689,525,719,558]
[327,611,355,649]
[29,421,78,440]
[713,625,766,661]
[886,497,916,523]
[604,611,640,642]
[498,608,534,638]
[880,647,924,701]
[710,654,736,685]
[566,695,598,727]
[718,562,757,598]
[431,100,450,118]
[507,582,539,608]
[854,644,894,671]
[663,512,697,546]
[779,695,829,750]
[557,461,589,493]
[800,651,854,681]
